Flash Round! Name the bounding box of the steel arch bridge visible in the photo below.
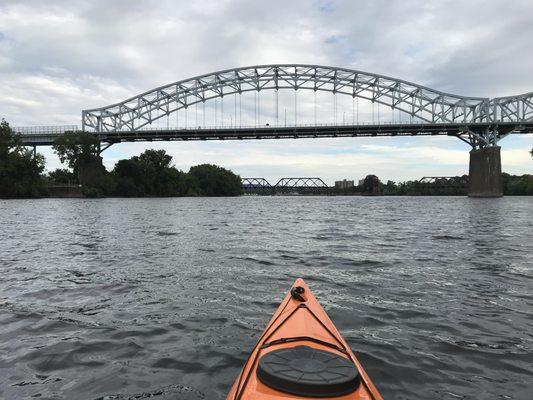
[80,64,533,148]
[240,177,329,194]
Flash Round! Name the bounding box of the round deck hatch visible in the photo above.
[257,345,360,397]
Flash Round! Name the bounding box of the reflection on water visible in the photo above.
[0,197,532,399]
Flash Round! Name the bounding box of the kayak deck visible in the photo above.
[227,278,383,400]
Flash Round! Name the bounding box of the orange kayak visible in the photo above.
[227,278,383,400]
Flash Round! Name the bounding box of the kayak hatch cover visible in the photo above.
[227,278,383,400]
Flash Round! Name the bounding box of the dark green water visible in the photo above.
[0,197,532,399]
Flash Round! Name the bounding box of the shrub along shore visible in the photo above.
[1,120,241,198]
[84,155,242,198]
[1,119,532,198]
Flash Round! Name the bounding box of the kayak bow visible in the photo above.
[227,278,383,399]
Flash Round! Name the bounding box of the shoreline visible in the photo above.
[2,193,532,200]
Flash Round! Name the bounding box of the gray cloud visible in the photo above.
[1,0,532,179]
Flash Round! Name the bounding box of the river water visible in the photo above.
[0,197,532,400]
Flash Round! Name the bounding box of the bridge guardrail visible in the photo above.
[16,118,533,136]
[14,121,432,135]
[12,125,79,135]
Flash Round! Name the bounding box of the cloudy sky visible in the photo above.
[1,0,532,183]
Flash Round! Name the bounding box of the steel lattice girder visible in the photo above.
[274,178,328,188]
[241,178,272,188]
[418,176,469,186]
[83,64,532,133]
[15,121,533,148]
[489,92,533,122]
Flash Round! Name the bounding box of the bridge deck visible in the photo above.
[15,122,533,146]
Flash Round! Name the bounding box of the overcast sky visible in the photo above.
[1,0,532,182]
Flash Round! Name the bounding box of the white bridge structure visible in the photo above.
[13,64,533,197]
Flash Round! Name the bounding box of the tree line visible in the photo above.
[1,119,532,198]
[84,150,242,197]
[1,120,241,198]
[0,119,48,197]
[329,174,533,196]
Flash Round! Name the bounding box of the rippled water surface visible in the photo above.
[1,197,532,400]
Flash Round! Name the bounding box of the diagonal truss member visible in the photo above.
[82,64,533,148]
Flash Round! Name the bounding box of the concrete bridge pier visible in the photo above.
[79,156,105,186]
[468,146,503,197]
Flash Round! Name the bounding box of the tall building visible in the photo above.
[334,179,354,189]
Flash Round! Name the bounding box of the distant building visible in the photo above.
[334,179,354,189]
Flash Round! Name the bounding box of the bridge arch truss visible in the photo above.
[82,64,533,147]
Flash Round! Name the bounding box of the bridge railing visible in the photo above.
[12,125,79,135]
[16,118,531,136]
[13,120,434,136]
[84,119,438,133]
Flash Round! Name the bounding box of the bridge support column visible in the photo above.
[468,146,503,198]
[79,156,105,187]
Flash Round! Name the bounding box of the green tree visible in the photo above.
[111,149,187,197]
[113,159,144,195]
[47,168,77,184]
[361,174,381,195]
[383,180,397,195]
[503,174,533,195]
[0,119,47,198]
[52,131,100,177]
[137,149,175,195]
[188,164,242,196]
